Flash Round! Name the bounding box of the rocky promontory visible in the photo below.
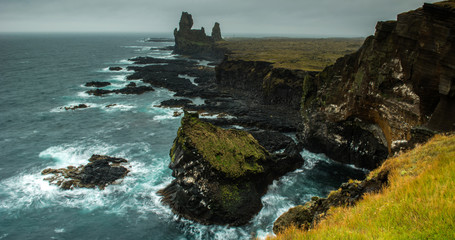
[158,112,303,226]
[300,1,455,169]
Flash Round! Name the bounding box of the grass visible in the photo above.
[268,134,455,239]
[174,112,268,178]
[217,38,363,71]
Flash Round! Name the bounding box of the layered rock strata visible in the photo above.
[158,112,304,226]
[300,1,455,169]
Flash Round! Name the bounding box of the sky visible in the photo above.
[0,0,439,37]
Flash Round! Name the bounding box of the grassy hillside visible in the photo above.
[268,134,455,239]
[217,38,363,71]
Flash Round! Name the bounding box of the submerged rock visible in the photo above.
[63,104,89,110]
[109,67,123,71]
[85,81,111,87]
[158,112,304,226]
[86,85,155,96]
[42,154,129,190]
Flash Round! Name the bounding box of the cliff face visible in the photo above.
[216,59,314,110]
[173,12,224,60]
[301,2,455,169]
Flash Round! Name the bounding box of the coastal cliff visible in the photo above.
[300,1,455,169]
[216,59,314,110]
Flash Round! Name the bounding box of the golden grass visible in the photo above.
[268,134,455,239]
[217,38,363,71]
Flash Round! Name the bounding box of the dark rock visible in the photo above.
[85,81,111,87]
[273,169,389,233]
[248,130,294,153]
[126,82,136,87]
[63,104,89,111]
[42,154,129,190]
[173,12,225,60]
[211,22,222,41]
[158,99,194,108]
[300,2,455,169]
[109,67,123,71]
[145,38,174,43]
[158,112,304,226]
[86,85,154,96]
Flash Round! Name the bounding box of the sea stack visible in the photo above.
[173,12,224,60]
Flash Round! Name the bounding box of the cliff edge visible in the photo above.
[301,1,455,169]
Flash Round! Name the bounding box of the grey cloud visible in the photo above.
[0,0,440,36]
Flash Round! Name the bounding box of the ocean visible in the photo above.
[0,33,366,240]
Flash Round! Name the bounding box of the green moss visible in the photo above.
[174,112,268,178]
[219,184,242,210]
[301,74,316,111]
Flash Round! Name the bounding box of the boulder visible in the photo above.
[84,81,111,87]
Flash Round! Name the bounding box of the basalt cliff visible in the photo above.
[300,1,455,169]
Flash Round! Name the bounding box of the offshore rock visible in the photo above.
[86,85,154,96]
[158,112,304,226]
[42,155,129,190]
[300,1,455,169]
[85,81,111,87]
[173,12,224,60]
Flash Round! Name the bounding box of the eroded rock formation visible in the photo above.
[173,12,224,60]
[300,1,455,169]
[158,112,304,226]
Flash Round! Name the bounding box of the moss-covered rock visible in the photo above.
[158,112,304,226]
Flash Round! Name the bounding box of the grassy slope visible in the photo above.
[217,38,363,71]
[269,134,455,239]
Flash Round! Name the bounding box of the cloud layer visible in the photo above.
[0,0,438,37]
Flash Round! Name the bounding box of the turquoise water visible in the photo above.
[0,33,366,240]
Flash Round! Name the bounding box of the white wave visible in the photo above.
[110,75,128,82]
[152,108,181,121]
[118,59,134,64]
[98,67,134,73]
[76,91,92,98]
[178,74,198,86]
[104,104,136,112]
[50,102,100,113]
[54,228,65,233]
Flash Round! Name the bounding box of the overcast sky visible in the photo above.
[0,0,438,37]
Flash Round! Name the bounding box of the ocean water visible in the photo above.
[0,33,366,240]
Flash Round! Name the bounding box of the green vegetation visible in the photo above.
[217,38,363,71]
[174,112,268,178]
[219,184,242,209]
[268,134,455,239]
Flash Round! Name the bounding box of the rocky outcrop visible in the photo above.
[109,67,123,71]
[173,12,224,60]
[62,104,89,110]
[216,59,315,110]
[273,167,389,234]
[42,155,129,190]
[85,81,111,87]
[158,112,304,226]
[300,1,455,169]
[86,85,155,96]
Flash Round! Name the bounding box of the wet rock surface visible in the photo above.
[85,81,111,87]
[42,154,129,190]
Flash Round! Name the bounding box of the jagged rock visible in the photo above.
[63,104,89,110]
[42,154,129,190]
[86,85,154,96]
[85,81,111,87]
[109,67,122,71]
[273,169,389,234]
[300,1,455,169]
[158,99,194,108]
[158,112,304,226]
[211,22,222,41]
[173,12,224,60]
[126,82,136,88]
